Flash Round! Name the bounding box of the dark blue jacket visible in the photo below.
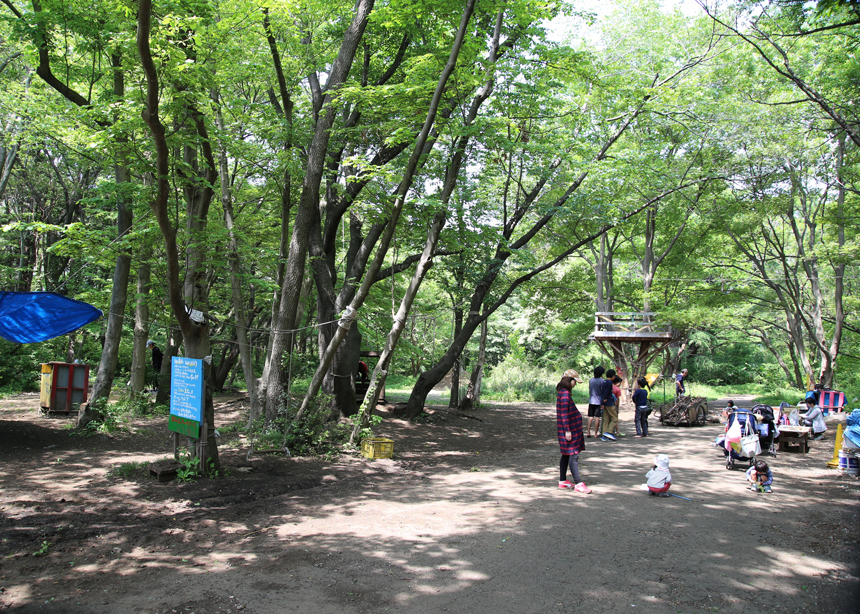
[599,378,613,405]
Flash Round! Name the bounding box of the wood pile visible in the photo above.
[657,396,708,426]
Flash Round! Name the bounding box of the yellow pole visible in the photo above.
[826,423,843,468]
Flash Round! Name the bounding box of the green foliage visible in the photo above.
[176,453,201,483]
[752,389,806,407]
[217,420,245,435]
[112,390,157,416]
[0,342,43,393]
[33,541,50,557]
[353,414,383,444]
[72,394,156,436]
[0,0,855,424]
[247,392,350,458]
[482,357,589,404]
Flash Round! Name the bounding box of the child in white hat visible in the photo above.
[645,454,672,497]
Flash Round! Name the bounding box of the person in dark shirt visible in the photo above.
[146,340,164,390]
[599,370,616,441]
[675,368,688,399]
[632,376,650,437]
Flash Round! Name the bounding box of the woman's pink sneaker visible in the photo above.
[558,480,574,489]
[574,482,592,494]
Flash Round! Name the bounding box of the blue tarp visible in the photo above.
[845,409,860,448]
[0,292,102,344]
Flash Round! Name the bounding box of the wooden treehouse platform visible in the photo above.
[588,312,675,378]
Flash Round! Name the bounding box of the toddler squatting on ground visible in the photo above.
[645,454,672,497]
[746,459,773,493]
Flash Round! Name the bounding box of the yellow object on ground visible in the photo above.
[40,363,53,408]
[826,423,843,468]
[362,437,394,459]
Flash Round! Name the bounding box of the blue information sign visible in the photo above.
[169,357,203,438]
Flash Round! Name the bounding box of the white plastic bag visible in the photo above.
[741,434,761,457]
[788,409,800,426]
[727,418,742,443]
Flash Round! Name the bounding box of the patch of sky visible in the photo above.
[545,0,707,45]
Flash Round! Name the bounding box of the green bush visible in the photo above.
[0,341,43,393]
[482,358,587,403]
[247,392,351,458]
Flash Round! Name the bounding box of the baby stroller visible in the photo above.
[751,403,777,456]
[723,408,759,470]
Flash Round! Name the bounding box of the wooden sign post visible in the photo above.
[168,357,204,466]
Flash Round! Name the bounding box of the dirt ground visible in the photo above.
[1,392,858,614]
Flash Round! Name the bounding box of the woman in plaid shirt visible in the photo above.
[557,369,592,493]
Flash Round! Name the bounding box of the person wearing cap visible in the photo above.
[146,340,163,372]
[556,369,591,494]
[645,454,672,497]
[675,368,688,399]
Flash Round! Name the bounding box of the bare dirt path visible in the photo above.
[0,394,857,613]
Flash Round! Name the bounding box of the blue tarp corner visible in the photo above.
[0,292,102,344]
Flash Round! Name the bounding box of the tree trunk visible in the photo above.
[89,56,132,406]
[214,94,261,425]
[156,325,181,405]
[448,306,463,409]
[138,0,219,470]
[129,254,151,393]
[459,317,487,411]
[261,0,376,424]
[786,335,804,388]
[65,333,78,363]
[349,211,446,443]
[213,343,239,392]
[819,134,846,387]
[753,326,795,386]
[89,173,132,404]
[292,0,477,425]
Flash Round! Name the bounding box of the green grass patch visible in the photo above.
[384,373,415,389]
[645,381,807,406]
[108,461,148,479]
[218,420,245,435]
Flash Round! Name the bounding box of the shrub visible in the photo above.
[247,392,352,458]
[482,358,578,403]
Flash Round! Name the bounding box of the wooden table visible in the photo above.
[778,425,811,453]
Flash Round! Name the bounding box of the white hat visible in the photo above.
[146,340,155,347]
[655,454,670,470]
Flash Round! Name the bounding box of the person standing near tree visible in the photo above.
[146,340,163,390]
[586,366,605,438]
[600,369,618,441]
[675,368,688,400]
[556,369,591,493]
[633,377,649,438]
[611,374,625,437]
